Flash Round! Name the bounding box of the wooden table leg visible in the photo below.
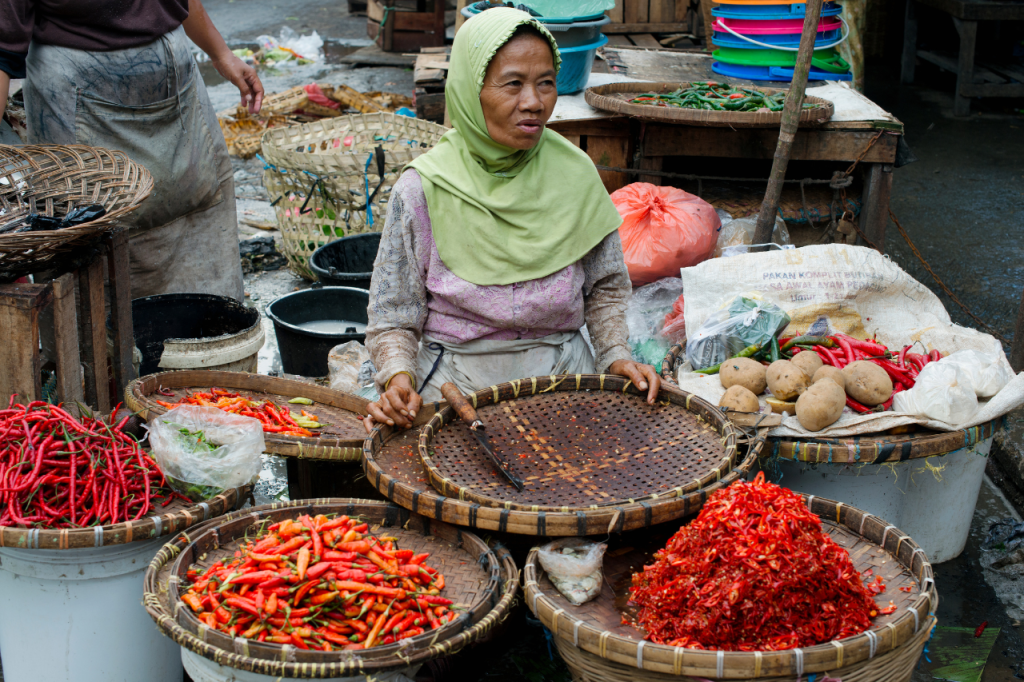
[51,272,84,408]
[952,17,978,117]
[858,163,893,252]
[0,284,51,404]
[901,0,918,84]
[78,255,111,413]
[105,229,135,403]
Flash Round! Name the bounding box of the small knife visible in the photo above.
[440,382,525,492]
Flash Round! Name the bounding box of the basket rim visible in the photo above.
[418,373,741,512]
[0,486,246,550]
[125,370,369,461]
[583,82,835,128]
[524,492,937,679]
[143,499,520,678]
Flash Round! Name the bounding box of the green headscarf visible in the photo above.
[407,7,622,287]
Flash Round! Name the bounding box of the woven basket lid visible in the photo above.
[524,492,938,679]
[144,499,518,678]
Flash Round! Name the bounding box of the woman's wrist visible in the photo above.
[384,371,416,392]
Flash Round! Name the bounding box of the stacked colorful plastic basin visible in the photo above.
[710,1,852,82]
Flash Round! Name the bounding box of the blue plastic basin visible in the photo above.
[556,34,608,94]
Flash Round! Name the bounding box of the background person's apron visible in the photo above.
[24,26,243,300]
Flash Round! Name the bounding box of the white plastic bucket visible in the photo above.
[0,536,180,682]
[182,647,419,682]
[772,437,993,563]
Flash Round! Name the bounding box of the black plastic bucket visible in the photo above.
[132,294,261,376]
[266,287,370,377]
[309,233,382,289]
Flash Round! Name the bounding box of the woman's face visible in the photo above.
[479,33,558,150]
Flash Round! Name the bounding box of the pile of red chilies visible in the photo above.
[630,472,882,651]
[0,400,183,528]
[788,333,942,414]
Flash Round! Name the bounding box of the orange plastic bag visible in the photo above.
[611,183,721,286]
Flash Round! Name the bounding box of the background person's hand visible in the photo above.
[608,359,662,405]
[364,373,423,433]
[212,53,264,114]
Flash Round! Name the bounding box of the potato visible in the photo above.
[765,360,810,401]
[719,385,760,413]
[842,361,893,406]
[790,351,823,378]
[766,397,798,415]
[812,365,846,391]
[796,378,846,431]
[720,357,767,395]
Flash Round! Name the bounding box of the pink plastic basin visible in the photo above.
[712,17,842,34]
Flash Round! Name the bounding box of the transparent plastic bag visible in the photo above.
[685,293,790,371]
[893,361,978,424]
[713,213,791,258]
[626,278,684,365]
[938,349,1012,398]
[328,341,371,394]
[146,405,265,501]
[537,538,606,606]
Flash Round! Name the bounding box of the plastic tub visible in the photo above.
[557,34,608,94]
[309,232,381,289]
[460,5,610,48]
[132,294,264,375]
[266,286,369,377]
[461,1,605,23]
[0,537,181,682]
[712,16,843,34]
[713,46,850,72]
[770,436,994,563]
[712,61,853,81]
[713,29,841,49]
[712,2,843,19]
[182,649,417,682]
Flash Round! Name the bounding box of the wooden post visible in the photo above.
[1011,287,1024,374]
[0,283,51,404]
[78,256,111,412]
[952,17,978,117]
[858,162,892,251]
[105,229,135,402]
[901,0,918,84]
[51,272,84,407]
[751,0,824,248]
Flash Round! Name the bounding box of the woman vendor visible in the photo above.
[364,8,660,432]
[0,0,261,300]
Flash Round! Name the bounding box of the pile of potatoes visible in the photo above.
[717,351,893,432]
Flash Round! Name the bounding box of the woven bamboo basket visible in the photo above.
[584,82,834,128]
[418,374,742,512]
[260,113,447,279]
[0,144,153,281]
[143,499,518,678]
[525,494,937,681]
[364,378,767,536]
[0,485,247,550]
[125,370,369,461]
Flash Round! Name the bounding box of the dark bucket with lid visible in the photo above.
[266,287,369,377]
[309,233,381,289]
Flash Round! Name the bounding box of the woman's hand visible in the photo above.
[364,373,423,433]
[608,359,662,405]
[211,53,264,114]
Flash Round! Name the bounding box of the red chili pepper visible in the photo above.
[975,621,988,638]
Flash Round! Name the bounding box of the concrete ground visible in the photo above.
[192,2,1024,679]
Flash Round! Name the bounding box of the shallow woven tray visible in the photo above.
[0,485,247,550]
[364,414,765,537]
[0,144,153,281]
[144,499,518,678]
[525,493,937,680]
[584,82,834,128]
[126,371,368,461]
[419,374,740,512]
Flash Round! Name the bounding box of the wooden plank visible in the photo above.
[917,50,1004,83]
[700,0,716,48]
[106,230,135,401]
[0,283,49,405]
[623,0,649,24]
[548,118,632,138]
[960,82,1024,97]
[607,0,625,24]
[603,22,689,33]
[901,0,918,84]
[586,135,630,193]
[414,88,446,122]
[629,34,663,48]
[455,0,469,33]
[561,134,582,148]
[51,272,83,407]
[643,126,900,163]
[340,44,418,67]
[606,34,634,47]
[675,0,690,23]
[980,60,1024,83]
[649,0,674,22]
[78,256,111,413]
[859,163,893,252]
[638,155,663,185]
[915,0,1024,21]
[952,18,978,116]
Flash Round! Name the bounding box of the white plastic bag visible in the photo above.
[626,278,684,366]
[685,293,790,370]
[328,341,371,394]
[147,405,265,501]
[537,538,606,606]
[939,349,1012,398]
[713,213,791,258]
[893,361,978,424]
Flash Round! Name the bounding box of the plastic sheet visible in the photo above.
[940,349,1012,398]
[713,212,791,258]
[328,341,371,394]
[685,294,790,371]
[893,361,978,424]
[626,278,684,366]
[537,538,606,606]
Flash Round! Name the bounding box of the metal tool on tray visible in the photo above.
[439,382,525,492]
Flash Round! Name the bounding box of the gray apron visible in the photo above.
[24,26,243,300]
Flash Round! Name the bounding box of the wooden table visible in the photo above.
[548,51,904,249]
[901,0,1024,116]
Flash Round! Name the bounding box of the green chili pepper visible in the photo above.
[769,335,780,363]
[779,336,837,352]
[693,344,762,375]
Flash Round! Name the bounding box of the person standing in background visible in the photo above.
[0,0,263,300]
